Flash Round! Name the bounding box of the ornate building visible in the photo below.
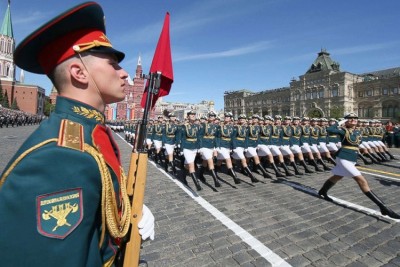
[224,49,400,122]
[0,1,45,114]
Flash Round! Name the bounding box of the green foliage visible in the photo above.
[307,109,322,118]
[329,106,344,119]
[2,90,10,108]
[44,100,55,116]
[11,97,19,110]
[0,88,4,103]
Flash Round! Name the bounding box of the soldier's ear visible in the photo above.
[69,61,89,85]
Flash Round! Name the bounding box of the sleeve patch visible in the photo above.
[36,188,83,239]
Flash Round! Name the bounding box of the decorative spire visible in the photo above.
[0,1,13,37]
[19,69,24,83]
[137,53,142,66]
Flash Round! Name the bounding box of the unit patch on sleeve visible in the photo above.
[37,188,83,239]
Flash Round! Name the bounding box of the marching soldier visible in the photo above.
[152,115,165,164]
[289,116,314,174]
[215,112,241,184]
[309,118,332,171]
[0,3,154,266]
[299,117,324,172]
[318,113,400,219]
[198,111,221,187]
[162,112,179,174]
[269,115,295,176]
[231,114,259,183]
[146,119,155,158]
[257,115,285,177]
[178,110,202,190]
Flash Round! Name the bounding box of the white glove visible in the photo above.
[338,119,347,126]
[138,204,155,241]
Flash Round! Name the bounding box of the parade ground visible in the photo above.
[1,125,400,267]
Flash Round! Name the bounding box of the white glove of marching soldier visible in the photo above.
[338,119,347,126]
[138,204,155,241]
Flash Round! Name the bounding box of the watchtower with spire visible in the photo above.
[0,0,15,81]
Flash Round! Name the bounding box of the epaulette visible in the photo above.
[57,119,84,151]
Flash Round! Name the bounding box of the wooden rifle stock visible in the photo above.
[121,150,148,267]
[116,72,161,267]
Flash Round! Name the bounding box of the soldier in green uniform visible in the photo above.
[152,115,165,164]
[162,112,179,174]
[215,112,241,184]
[178,110,202,190]
[0,3,155,266]
[318,113,400,219]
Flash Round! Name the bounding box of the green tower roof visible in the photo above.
[306,49,340,74]
[0,2,13,37]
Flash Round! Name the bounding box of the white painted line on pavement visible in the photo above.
[115,133,292,267]
[360,171,400,183]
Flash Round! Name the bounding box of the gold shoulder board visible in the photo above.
[58,119,84,151]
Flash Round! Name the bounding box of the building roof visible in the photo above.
[361,67,400,78]
[0,2,13,37]
[306,49,340,74]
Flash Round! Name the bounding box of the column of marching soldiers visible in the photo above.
[0,107,44,128]
[107,111,397,192]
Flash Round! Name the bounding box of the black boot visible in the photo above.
[290,161,304,175]
[181,171,188,186]
[164,158,169,172]
[311,159,324,172]
[243,166,259,183]
[198,167,206,182]
[318,180,335,202]
[170,161,177,175]
[318,158,331,171]
[377,152,389,162]
[190,172,202,191]
[210,169,221,187]
[281,162,294,176]
[327,157,336,166]
[365,191,400,219]
[228,168,241,184]
[256,163,272,178]
[358,154,373,165]
[384,150,396,160]
[369,153,382,163]
[271,162,285,177]
[300,160,314,173]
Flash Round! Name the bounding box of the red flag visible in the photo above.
[141,12,173,109]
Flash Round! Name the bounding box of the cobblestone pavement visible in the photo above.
[1,125,400,267]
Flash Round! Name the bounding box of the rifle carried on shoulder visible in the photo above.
[116,72,161,267]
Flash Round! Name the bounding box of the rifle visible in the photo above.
[116,72,161,267]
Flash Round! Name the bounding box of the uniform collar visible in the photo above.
[55,96,105,124]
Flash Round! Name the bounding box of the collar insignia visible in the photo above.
[72,106,104,124]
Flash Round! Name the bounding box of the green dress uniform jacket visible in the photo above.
[290,125,302,146]
[199,122,218,149]
[309,125,320,145]
[179,123,200,150]
[162,122,179,145]
[300,125,311,145]
[269,125,283,146]
[327,124,361,162]
[259,125,272,146]
[152,123,164,142]
[247,125,260,148]
[281,125,292,146]
[216,123,234,149]
[232,124,249,149]
[0,97,128,267]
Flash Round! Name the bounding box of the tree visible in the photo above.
[44,100,55,116]
[11,98,20,110]
[308,109,322,118]
[329,106,344,119]
[2,90,10,108]
[0,88,4,104]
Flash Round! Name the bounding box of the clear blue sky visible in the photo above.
[4,0,400,110]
